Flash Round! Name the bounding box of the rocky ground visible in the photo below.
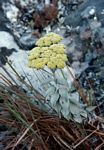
[0,0,104,149]
[0,0,103,100]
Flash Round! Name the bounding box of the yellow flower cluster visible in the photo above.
[28,33,68,69]
[36,32,63,47]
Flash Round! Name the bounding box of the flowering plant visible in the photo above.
[28,32,88,123]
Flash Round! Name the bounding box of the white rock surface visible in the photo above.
[81,6,96,19]
[2,3,19,22]
[0,32,47,94]
[0,31,19,49]
[89,8,95,15]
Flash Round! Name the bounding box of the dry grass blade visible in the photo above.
[95,141,104,150]
[28,139,34,150]
[60,126,75,141]
[53,131,73,150]
[73,130,97,149]
[12,122,35,150]
[0,73,12,86]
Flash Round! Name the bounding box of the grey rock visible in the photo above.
[96,28,104,45]
[0,144,5,150]
[81,6,96,19]
[0,0,10,31]
[64,11,82,27]
[61,36,73,46]
[0,47,17,65]
[72,61,88,76]
[19,33,36,50]
[73,51,83,61]
[64,0,104,27]
[85,50,97,63]
[80,28,92,40]
[0,31,19,50]
[90,20,101,30]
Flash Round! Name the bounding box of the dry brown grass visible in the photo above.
[0,67,104,150]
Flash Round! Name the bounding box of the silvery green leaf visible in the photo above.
[70,102,82,115]
[69,99,82,108]
[67,80,72,89]
[45,86,56,97]
[50,93,59,107]
[59,88,69,99]
[50,81,57,87]
[70,85,76,92]
[59,97,70,109]
[69,93,83,107]
[54,103,61,117]
[41,78,53,85]
[61,107,70,119]
[73,115,82,123]
[63,66,75,82]
[69,92,80,102]
[46,94,51,100]
[86,106,96,112]
[81,111,87,118]
[56,77,68,85]
[54,69,65,80]
[57,84,69,91]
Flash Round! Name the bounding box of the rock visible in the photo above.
[90,20,101,30]
[81,6,96,19]
[61,36,73,46]
[89,8,96,15]
[79,51,104,103]
[0,47,17,65]
[85,50,97,63]
[72,61,81,70]
[64,11,82,27]
[2,2,19,23]
[0,144,5,150]
[66,41,76,54]
[95,28,104,46]
[0,0,10,31]
[64,0,104,28]
[0,48,45,95]
[72,51,83,61]
[72,61,88,76]
[80,28,92,40]
[17,0,35,7]
[0,31,19,50]
[19,33,36,50]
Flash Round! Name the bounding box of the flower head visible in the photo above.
[28,32,67,69]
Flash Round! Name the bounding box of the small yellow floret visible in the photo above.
[35,63,44,69]
[36,38,44,47]
[61,54,68,61]
[28,55,35,60]
[43,58,49,64]
[47,62,56,69]
[46,32,63,42]
[44,37,52,46]
[57,61,65,68]
[41,47,49,51]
